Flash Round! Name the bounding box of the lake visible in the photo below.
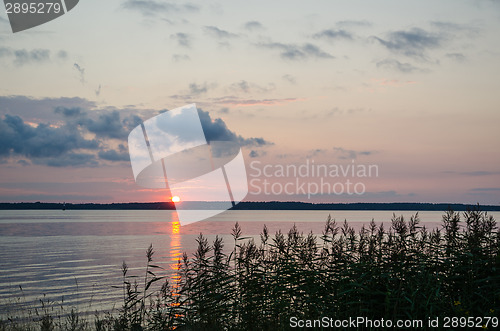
[0,209,498,316]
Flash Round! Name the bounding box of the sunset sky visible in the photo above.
[0,0,499,204]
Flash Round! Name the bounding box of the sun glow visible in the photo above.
[171,196,181,203]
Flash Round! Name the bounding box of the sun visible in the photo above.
[171,196,181,203]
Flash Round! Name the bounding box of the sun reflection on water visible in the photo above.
[169,213,182,309]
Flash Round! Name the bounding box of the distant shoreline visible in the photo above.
[1,201,499,211]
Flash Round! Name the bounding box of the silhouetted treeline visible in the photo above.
[1,201,499,211]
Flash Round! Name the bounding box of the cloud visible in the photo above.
[212,96,303,107]
[57,50,68,59]
[336,20,372,28]
[170,82,215,99]
[249,150,267,158]
[470,188,500,192]
[373,28,443,59]
[258,42,334,60]
[244,21,264,31]
[0,114,99,164]
[228,80,274,94]
[204,26,239,39]
[55,107,82,117]
[376,58,424,73]
[0,47,54,66]
[307,149,327,158]
[75,110,142,140]
[170,32,191,47]
[54,106,142,141]
[82,111,129,139]
[14,49,50,65]
[445,52,466,62]
[461,171,500,176]
[430,21,479,36]
[282,74,296,84]
[98,149,130,162]
[197,109,272,147]
[189,82,208,95]
[0,95,97,123]
[73,63,85,84]
[44,152,98,167]
[122,0,198,16]
[172,54,190,61]
[313,29,353,41]
[95,84,102,97]
[333,147,374,160]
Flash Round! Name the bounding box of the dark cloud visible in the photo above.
[122,0,198,16]
[0,114,99,163]
[258,42,334,60]
[189,82,208,95]
[43,153,98,167]
[0,47,67,66]
[333,147,374,160]
[55,107,82,117]
[0,97,153,167]
[98,149,130,162]
[95,84,102,97]
[14,49,50,65]
[244,21,264,31]
[313,29,353,41]
[73,110,142,140]
[82,111,128,139]
[249,150,267,158]
[170,32,191,47]
[50,105,142,148]
[73,63,85,84]
[373,28,443,59]
[197,109,272,147]
[376,59,424,73]
[239,137,271,147]
[204,26,239,39]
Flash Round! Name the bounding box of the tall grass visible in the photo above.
[1,208,498,330]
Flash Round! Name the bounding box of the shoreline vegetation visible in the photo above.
[1,208,499,330]
[1,201,500,211]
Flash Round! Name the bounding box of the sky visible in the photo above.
[0,0,499,204]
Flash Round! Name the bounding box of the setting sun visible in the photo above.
[171,196,181,203]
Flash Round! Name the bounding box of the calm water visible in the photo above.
[0,209,498,316]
